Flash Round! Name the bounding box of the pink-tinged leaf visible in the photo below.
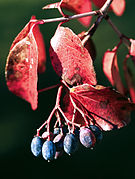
[5,17,44,110]
[31,16,46,73]
[102,48,125,94]
[70,84,135,131]
[92,0,125,16]
[43,0,92,27]
[130,39,135,63]
[78,31,96,61]
[50,25,97,86]
[62,88,86,126]
[111,0,125,16]
[123,57,135,103]
[10,16,46,73]
[43,2,60,9]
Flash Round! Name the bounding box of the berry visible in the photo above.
[89,125,103,143]
[31,136,43,157]
[54,151,64,160]
[42,131,54,140]
[79,127,96,148]
[53,134,64,151]
[64,133,78,155]
[42,140,56,161]
[74,127,80,138]
[62,125,68,135]
[53,127,61,135]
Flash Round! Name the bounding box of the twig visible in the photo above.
[42,11,98,23]
[81,0,114,44]
[38,84,59,93]
[41,0,113,24]
[105,15,130,48]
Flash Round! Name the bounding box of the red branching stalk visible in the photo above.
[37,84,81,138]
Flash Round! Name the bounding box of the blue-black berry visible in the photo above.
[64,133,78,155]
[53,134,64,151]
[31,136,43,157]
[42,140,56,161]
[53,127,61,136]
[89,125,103,143]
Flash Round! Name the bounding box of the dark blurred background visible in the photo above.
[0,0,135,178]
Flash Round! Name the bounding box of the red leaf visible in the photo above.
[10,16,46,73]
[5,17,44,110]
[130,39,135,63]
[70,84,135,131]
[31,16,46,73]
[43,0,92,27]
[111,0,126,16]
[102,47,125,94]
[62,88,86,126]
[50,25,97,86]
[92,0,125,16]
[123,57,135,103]
[78,31,96,61]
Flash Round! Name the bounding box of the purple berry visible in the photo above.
[79,127,96,148]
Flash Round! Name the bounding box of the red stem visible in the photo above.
[38,84,59,93]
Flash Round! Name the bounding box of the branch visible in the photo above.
[100,0,113,14]
[81,0,113,42]
[41,0,113,24]
[42,11,98,24]
[105,15,130,48]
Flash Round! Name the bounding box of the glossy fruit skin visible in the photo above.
[54,151,64,160]
[53,134,64,151]
[42,140,56,161]
[89,125,103,143]
[74,127,80,138]
[64,133,78,155]
[31,136,43,157]
[79,127,95,148]
[53,127,61,135]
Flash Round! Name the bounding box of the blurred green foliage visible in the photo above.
[0,0,135,178]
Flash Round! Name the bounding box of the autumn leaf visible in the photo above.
[43,0,92,27]
[31,16,46,73]
[62,88,86,126]
[102,47,125,95]
[50,25,97,86]
[123,57,135,103]
[10,16,46,73]
[92,0,126,16]
[70,84,135,131]
[130,39,135,63]
[78,31,96,61]
[5,16,44,110]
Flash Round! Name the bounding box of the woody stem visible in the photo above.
[41,0,113,24]
[105,15,130,48]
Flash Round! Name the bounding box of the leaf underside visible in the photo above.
[50,26,97,86]
[63,84,135,131]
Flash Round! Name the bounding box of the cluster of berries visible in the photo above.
[31,125,103,161]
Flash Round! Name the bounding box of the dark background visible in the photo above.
[0,0,135,178]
